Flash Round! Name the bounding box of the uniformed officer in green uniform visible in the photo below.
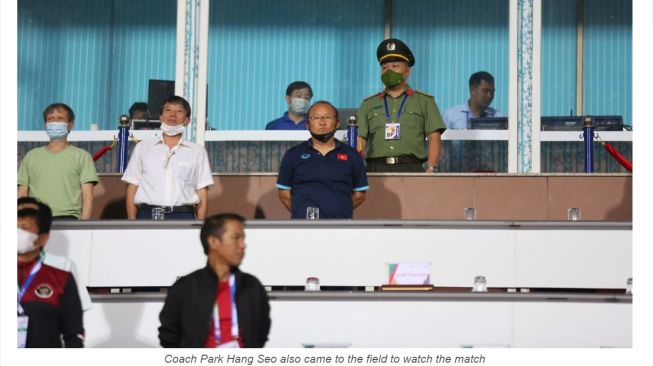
[356,38,446,173]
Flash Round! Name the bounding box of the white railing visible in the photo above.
[17,129,632,142]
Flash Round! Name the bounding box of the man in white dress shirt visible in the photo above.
[122,96,213,220]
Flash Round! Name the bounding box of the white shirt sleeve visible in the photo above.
[121,142,144,185]
[195,147,214,190]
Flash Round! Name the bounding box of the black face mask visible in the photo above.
[310,128,337,143]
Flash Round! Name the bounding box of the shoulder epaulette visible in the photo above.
[414,89,434,98]
[364,92,384,101]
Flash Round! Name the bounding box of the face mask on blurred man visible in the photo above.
[17,228,39,254]
[289,98,310,115]
[45,121,69,140]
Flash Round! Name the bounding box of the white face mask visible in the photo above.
[17,228,39,254]
[289,98,310,115]
[160,122,185,136]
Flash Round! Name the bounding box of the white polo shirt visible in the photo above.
[121,136,213,206]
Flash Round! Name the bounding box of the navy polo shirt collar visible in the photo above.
[305,138,342,152]
[282,112,307,128]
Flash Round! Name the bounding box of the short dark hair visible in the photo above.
[18,196,41,208]
[162,95,191,117]
[18,201,53,234]
[200,213,246,255]
[286,81,313,97]
[129,102,148,118]
[469,71,495,88]
[306,100,339,122]
[43,103,75,123]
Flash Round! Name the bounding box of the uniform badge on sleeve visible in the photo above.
[34,284,53,299]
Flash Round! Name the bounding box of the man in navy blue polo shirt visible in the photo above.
[265,81,313,130]
[276,101,369,219]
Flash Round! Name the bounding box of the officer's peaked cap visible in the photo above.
[377,38,415,67]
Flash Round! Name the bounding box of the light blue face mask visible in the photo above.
[45,121,69,140]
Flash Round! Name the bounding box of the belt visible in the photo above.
[138,204,195,213]
[366,155,425,165]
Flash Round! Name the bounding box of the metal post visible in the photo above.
[384,0,392,39]
[347,115,358,150]
[583,116,594,173]
[116,115,130,173]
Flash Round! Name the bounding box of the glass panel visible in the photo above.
[393,0,509,119]
[541,0,578,120]
[541,0,632,173]
[205,0,384,172]
[18,0,177,131]
[18,0,177,173]
[207,0,384,130]
[584,0,632,126]
[394,0,510,173]
[205,0,510,173]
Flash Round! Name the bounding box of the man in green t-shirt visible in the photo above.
[356,38,447,173]
[18,103,98,219]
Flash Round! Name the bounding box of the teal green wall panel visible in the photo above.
[542,0,578,116]
[584,0,632,124]
[109,0,177,125]
[19,0,113,129]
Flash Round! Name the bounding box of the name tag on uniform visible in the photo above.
[18,315,29,348]
[218,340,240,348]
[385,123,400,140]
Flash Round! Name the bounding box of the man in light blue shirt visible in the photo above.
[443,71,503,129]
